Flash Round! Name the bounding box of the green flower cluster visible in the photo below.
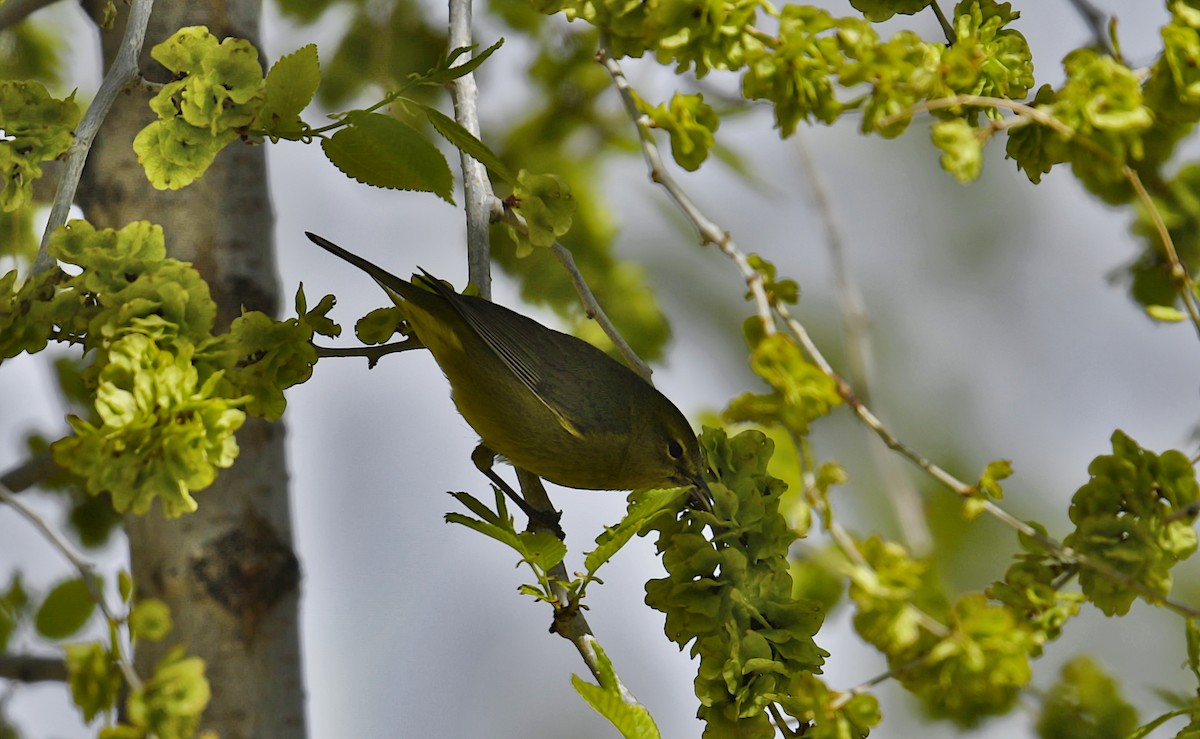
[848,535,1039,726]
[0,220,334,518]
[724,333,841,437]
[0,80,80,211]
[644,429,855,738]
[1063,430,1199,616]
[987,522,1084,647]
[134,27,267,190]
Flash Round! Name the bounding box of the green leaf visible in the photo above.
[35,578,96,639]
[126,645,211,737]
[0,80,81,211]
[506,170,575,253]
[0,574,27,651]
[571,642,661,739]
[517,530,567,570]
[413,101,515,184]
[321,111,454,202]
[66,642,122,722]
[129,599,173,642]
[1035,656,1139,739]
[584,487,688,575]
[849,0,932,22]
[1146,304,1187,322]
[262,43,320,139]
[645,92,720,172]
[420,39,504,86]
[932,119,985,184]
[118,571,134,604]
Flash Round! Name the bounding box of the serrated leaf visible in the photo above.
[321,112,454,202]
[118,571,133,603]
[571,643,660,739]
[414,101,514,184]
[421,39,504,85]
[129,599,172,641]
[36,578,96,639]
[262,43,319,139]
[517,530,567,569]
[1146,304,1187,322]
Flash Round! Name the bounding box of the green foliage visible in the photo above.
[850,0,932,22]
[0,220,327,518]
[261,43,320,140]
[504,170,576,253]
[34,577,96,640]
[129,598,173,642]
[987,523,1084,649]
[321,110,455,202]
[724,333,842,436]
[571,642,661,739]
[644,428,830,736]
[135,27,264,189]
[932,119,984,184]
[0,574,28,651]
[1035,656,1138,739]
[847,534,1045,726]
[641,92,720,172]
[0,79,80,211]
[120,645,211,739]
[1063,430,1199,616]
[65,642,123,724]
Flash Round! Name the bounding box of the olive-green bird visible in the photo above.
[306,233,710,519]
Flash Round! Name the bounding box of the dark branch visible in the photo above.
[0,451,58,494]
[0,653,68,683]
[0,0,58,32]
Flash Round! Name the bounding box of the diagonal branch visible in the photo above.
[602,47,1200,622]
[32,0,155,275]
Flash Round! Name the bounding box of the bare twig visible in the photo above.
[892,94,1200,339]
[794,135,933,556]
[0,0,58,32]
[0,481,143,689]
[514,469,643,706]
[492,202,653,380]
[1065,0,1116,57]
[447,0,493,299]
[930,1,956,45]
[0,653,68,683]
[312,338,423,367]
[605,60,1200,622]
[0,451,58,494]
[32,0,155,275]
[597,41,777,339]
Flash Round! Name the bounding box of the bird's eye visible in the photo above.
[668,440,684,460]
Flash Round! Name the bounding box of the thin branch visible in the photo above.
[780,301,1200,619]
[1124,167,1200,336]
[0,653,68,683]
[514,470,644,706]
[0,481,142,689]
[32,0,155,275]
[447,0,493,299]
[930,1,956,45]
[0,0,57,32]
[0,451,58,494]
[1065,0,1116,57]
[794,135,932,556]
[597,41,776,340]
[604,60,1200,622]
[312,337,423,367]
[892,94,1200,339]
[491,202,653,381]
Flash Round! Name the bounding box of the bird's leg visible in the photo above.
[471,445,564,538]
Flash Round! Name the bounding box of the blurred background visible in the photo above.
[3,0,1197,736]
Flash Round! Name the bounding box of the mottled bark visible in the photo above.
[76,2,306,737]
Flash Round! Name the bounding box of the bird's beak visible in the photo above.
[690,473,714,512]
